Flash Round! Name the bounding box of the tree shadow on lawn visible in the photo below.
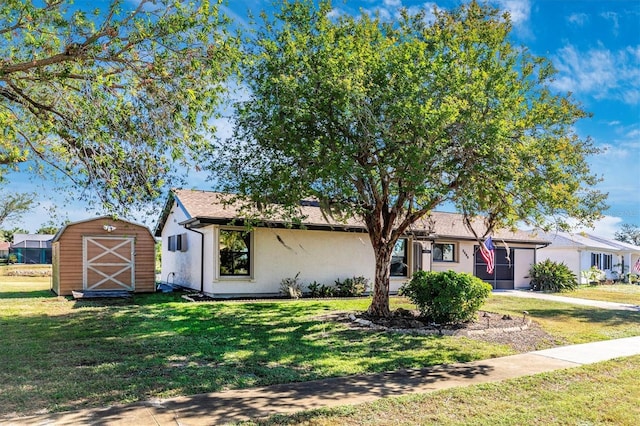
[0,299,496,416]
[0,289,56,299]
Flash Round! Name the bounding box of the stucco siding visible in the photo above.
[209,226,380,296]
[160,202,199,289]
[538,248,583,283]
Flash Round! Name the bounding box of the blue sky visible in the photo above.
[7,0,640,238]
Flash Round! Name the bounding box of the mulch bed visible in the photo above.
[320,309,568,353]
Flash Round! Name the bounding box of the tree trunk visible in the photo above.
[367,243,393,317]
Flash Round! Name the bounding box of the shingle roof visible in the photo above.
[160,189,547,244]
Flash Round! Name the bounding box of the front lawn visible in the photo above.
[0,278,638,418]
[0,279,508,417]
[561,283,640,305]
[482,295,640,343]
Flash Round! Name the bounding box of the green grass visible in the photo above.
[0,276,52,298]
[248,355,640,425]
[560,283,640,305]
[0,280,508,417]
[0,278,638,418]
[482,295,640,343]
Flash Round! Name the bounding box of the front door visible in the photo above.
[83,236,135,291]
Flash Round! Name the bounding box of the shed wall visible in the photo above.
[53,218,156,296]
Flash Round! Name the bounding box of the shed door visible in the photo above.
[83,236,135,291]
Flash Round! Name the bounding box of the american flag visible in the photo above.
[633,257,640,274]
[480,237,495,274]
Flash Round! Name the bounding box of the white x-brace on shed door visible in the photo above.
[83,236,135,291]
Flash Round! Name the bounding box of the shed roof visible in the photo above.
[53,216,155,243]
[156,189,547,245]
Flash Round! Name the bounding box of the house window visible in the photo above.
[219,229,251,276]
[433,243,455,262]
[391,239,408,277]
[591,253,613,270]
[168,234,187,252]
[176,233,187,252]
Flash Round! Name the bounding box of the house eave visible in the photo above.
[180,216,370,233]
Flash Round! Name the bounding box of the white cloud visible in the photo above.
[551,44,640,104]
[567,12,588,26]
[600,11,620,35]
[572,215,624,239]
[495,0,530,25]
[538,215,627,240]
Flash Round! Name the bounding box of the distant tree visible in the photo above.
[0,0,239,211]
[0,192,35,228]
[214,0,606,317]
[36,225,59,235]
[615,224,640,246]
[0,227,29,242]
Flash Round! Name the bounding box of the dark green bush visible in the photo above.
[307,281,336,297]
[334,276,369,297]
[400,270,492,324]
[529,260,578,292]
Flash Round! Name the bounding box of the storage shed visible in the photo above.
[51,216,156,296]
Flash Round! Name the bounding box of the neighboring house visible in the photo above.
[537,231,640,283]
[0,241,9,259]
[10,234,55,264]
[155,189,549,298]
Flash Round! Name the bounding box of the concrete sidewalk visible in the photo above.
[493,289,640,311]
[4,336,640,426]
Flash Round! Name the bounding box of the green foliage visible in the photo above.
[7,254,17,264]
[334,276,370,297]
[0,191,35,228]
[0,0,239,211]
[306,281,335,298]
[279,272,303,299]
[35,225,58,235]
[0,227,29,243]
[400,270,492,324]
[214,0,605,317]
[529,260,578,292]
[614,223,640,246]
[306,277,369,298]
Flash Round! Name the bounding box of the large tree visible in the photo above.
[0,191,35,228]
[214,0,606,316]
[0,0,238,210]
[615,224,640,246]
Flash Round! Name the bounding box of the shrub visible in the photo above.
[530,260,578,292]
[334,276,369,297]
[581,266,605,285]
[400,270,492,324]
[306,281,335,298]
[279,273,303,299]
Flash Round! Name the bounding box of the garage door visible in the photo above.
[83,236,135,291]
